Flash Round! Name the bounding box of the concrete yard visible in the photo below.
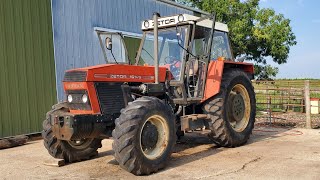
[1,126,320,180]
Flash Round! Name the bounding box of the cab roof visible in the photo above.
[141,14,229,32]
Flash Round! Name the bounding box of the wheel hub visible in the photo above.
[141,122,159,150]
[67,138,94,150]
[231,94,245,122]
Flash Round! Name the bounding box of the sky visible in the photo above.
[258,0,320,79]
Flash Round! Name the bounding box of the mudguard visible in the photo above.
[202,60,254,102]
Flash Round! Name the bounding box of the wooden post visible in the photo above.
[301,89,304,113]
[289,87,292,111]
[304,80,312,129]
[267,96,272,124]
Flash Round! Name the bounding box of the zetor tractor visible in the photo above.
[42,13,256,175]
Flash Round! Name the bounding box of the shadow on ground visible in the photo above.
[38,121,299,173]
[159,122,297,173]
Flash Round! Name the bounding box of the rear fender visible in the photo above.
[201,60,254,102]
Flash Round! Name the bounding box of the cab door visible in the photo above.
[95,30,129,64]
[172,19,216,105]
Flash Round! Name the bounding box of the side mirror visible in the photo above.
[105,37,112,50]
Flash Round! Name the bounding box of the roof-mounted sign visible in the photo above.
[141,14,228,32]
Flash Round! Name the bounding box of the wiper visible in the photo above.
[177,40,197,58]
[142,47,154,61]
[175,25,197,59]
[110,50,119,64]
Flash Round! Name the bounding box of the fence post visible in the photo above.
[267,96,272,124]
[301,89,304,113]
[304,80,312,129]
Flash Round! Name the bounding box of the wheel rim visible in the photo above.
[227,84,251,132]
[67,138,94,150]
[140,115,169,160]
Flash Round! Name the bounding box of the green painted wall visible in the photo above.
[124,36,141,64]
[0,0,56,138]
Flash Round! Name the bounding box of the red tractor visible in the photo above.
[42,13,256,175]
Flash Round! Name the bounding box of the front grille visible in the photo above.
[69,103,91,111]
[66,90,91,110]
[95,83,125,115]
[64,71,87,82]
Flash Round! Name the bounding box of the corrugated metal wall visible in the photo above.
[52,0,192,100]
[0,0,56,138]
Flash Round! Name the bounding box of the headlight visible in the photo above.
[82,94,88,103]
[67,94,73,103]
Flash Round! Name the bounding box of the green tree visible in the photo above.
[254,64,278,80]
[174,0,297,79]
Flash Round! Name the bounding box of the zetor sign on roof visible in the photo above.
[141,14,229,32]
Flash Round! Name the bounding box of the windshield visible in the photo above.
[139,26,188,80]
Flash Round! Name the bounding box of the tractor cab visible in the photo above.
[135,13,232,104]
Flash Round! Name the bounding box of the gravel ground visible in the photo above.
[256,112,320,128]
[0,125,320,180]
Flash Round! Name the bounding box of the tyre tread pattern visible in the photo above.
[203,69,256,147]
[112,96,175,175]
[42,103,102,162]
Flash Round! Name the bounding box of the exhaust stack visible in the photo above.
[153,12,160,84]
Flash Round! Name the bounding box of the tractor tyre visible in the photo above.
[112,96,176,175]
[42,104,102,162]
[203,69,256,147]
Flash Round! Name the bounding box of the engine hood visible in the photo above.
[64,64,168,83]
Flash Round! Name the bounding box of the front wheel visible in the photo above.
[42,105,102,162]
[112,97,176,175]
[203,69,256,147]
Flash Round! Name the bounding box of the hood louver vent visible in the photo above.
[63,71,87,82]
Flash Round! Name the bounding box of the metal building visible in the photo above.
[0,0,205,138]
[0,0,56,138]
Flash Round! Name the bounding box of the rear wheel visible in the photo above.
[42,104,102,162]
[203,69,256,147]
[112,97,175,175]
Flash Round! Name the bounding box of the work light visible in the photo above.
[178,14,184,22]
[143,20,150,28]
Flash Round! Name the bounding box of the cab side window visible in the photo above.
[211,31,233,60]
[192,26,211,56]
